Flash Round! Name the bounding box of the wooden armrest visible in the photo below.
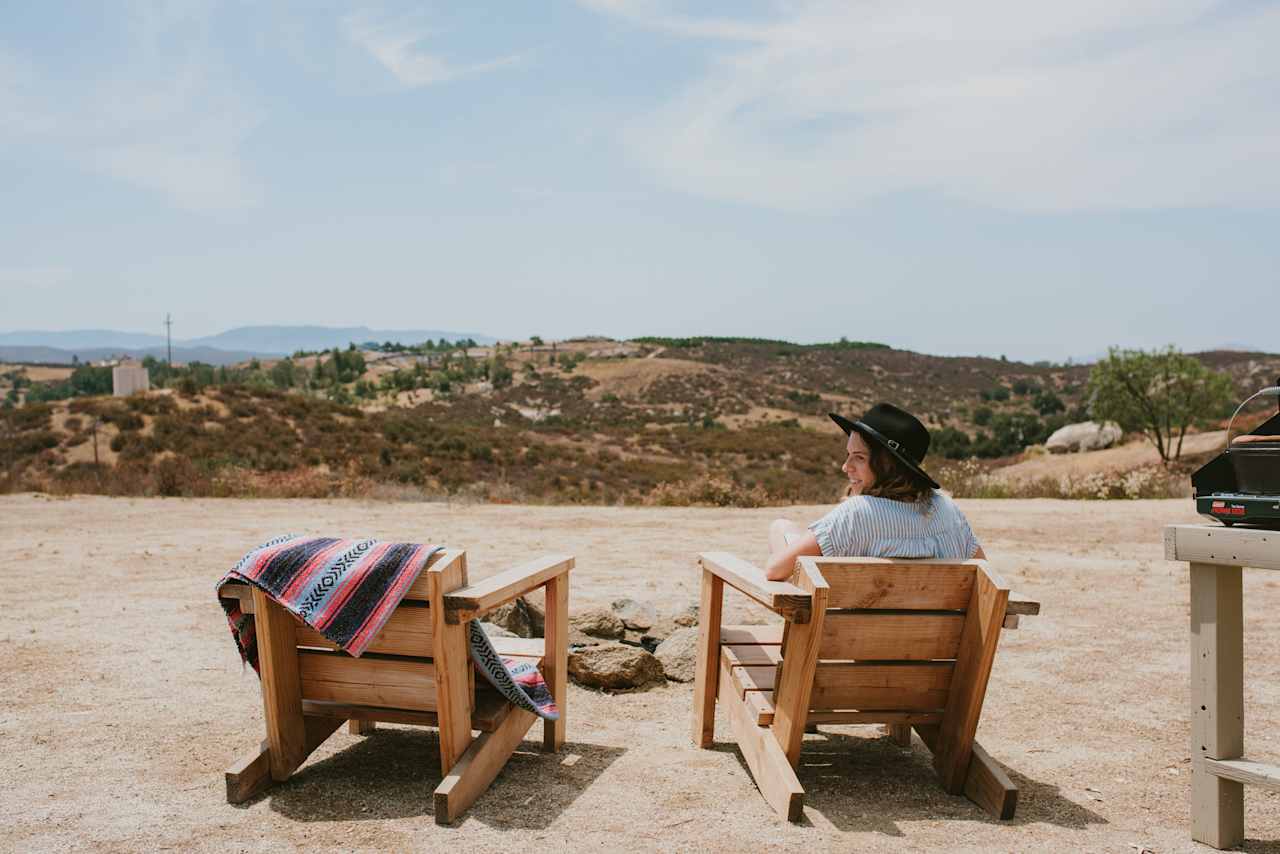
[698,552,812,624]
[443,554,574,624]
[1007,593,1040,616]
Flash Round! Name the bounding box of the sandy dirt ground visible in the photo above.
[4,495,1280,853]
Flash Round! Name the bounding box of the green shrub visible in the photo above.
[931,426,973,460]
[14,430,59,454]
[1033,390,1065,416]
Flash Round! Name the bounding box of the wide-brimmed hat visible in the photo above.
[829,403,940,490]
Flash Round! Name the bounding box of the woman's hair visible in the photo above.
[857,441,934,504]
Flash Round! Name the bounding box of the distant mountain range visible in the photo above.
[0,325,496,365]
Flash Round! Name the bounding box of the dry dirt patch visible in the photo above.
[578,357,711,400]
[0,363,74,382]
[3,495,1278,852]
[720,406,829,432]
[996,431,1227,484]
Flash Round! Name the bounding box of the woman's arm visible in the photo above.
[765,530,823,581]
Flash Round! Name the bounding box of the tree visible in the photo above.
[270,358,297,389]
[1087,346,1234,463]
[1033,390,1065,416]
[68,365,112,396]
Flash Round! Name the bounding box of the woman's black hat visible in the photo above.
[829,403,940,490]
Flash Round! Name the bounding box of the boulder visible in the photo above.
[654,627,699,682]
[640,619,676,648]
[611,597,656,631]
[1045,421,1123,454]
[638,604,699,649]
[479,621,516,639]
[568,643,665,689]
[521,588,547,636]
[486,597,541,638]
[569,607,626,640]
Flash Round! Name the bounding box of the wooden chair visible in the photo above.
[220,549,572,824]
[691,552,1035,822]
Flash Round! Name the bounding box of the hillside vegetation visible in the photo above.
[3,339,1276,504]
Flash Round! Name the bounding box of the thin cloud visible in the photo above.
[0,7,261,213]
[0,267,72,289]
[342,11,526,88]
[583,0,1280,213]
[576,0,776,42]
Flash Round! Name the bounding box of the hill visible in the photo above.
[0,324,498,363]
[0,345,265,367]
[182,325,496,354]
[2,338,1277,504]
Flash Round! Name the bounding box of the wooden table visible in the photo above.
[1165,524,1280,849]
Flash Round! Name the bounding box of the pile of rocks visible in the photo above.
[479,593,701,690]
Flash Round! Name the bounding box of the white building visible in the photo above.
[112,363,150,396]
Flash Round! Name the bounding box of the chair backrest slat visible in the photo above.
[294,603,433,657]
[814,557,975,610]
[808,661,953,711]
[819,612,964,660]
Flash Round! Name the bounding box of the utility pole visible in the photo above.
[165,313,173,368]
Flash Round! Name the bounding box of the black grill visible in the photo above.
[1192,378,1280,528]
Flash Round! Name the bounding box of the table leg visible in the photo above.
[1189,561,1244,849]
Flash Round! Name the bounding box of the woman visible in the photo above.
[765,403,985,581]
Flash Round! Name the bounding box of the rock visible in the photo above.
[1045,421,1123,454]
[479,622,516,639]
[640,619,677,648]
[611,597,656,631]
[568,643,665,689]
[486,597,540,638]
[672,603,699,628]
[521,588,546,637]
[569,607,625,640]
[640,603,701,649]
[654,627,699,682]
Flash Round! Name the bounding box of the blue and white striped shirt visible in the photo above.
[808,490,980,560]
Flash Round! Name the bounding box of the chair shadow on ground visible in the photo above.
[713,728,1107,836]
[253,726,624,829]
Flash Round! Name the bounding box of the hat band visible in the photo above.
[855,421,918,464]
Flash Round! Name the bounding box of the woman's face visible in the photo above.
[842,431,876,495]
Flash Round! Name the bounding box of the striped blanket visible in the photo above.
[216,534,558,721]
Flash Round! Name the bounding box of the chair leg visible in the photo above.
[226,740,272,804]
[691,570,724,748]
[962,743,1018,820]
[720,663,805,822]
[542,573,568,752]
[224,715,343,804]
[887,723,912,747]
[252,590,309,781]
[349,719,376,735]
[434,707,537,824]
[913,725,1017,819]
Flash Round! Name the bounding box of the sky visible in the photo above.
[1,0,1277,362]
